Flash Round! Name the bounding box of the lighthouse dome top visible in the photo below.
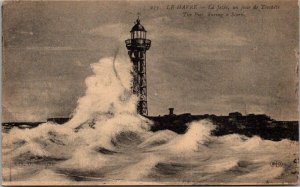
[131,18,146,32]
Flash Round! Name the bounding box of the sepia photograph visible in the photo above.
[2,0,299,185]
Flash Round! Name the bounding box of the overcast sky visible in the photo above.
[3,0,298,122]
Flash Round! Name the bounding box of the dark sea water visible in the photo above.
[2,119,298,185]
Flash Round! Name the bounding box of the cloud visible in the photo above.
[143,16,249,47]
[87,22,129,41]
[25,46,82,51]
[87,16,249,48]
[2,106,17,122]
[15,31,34,36]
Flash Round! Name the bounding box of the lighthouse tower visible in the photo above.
[125,18,151,115]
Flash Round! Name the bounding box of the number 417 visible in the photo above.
[150,6,159,10]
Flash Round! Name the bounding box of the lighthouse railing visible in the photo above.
[125,39,151,50]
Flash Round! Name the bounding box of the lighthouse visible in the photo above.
[125,18,151,115]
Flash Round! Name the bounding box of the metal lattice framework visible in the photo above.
[125,19,151,115]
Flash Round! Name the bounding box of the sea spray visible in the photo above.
[2,57,298,184]
[65,57,140,130]
[2,57,153,181]
[155,119,216,153]
[138,130,177,148]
